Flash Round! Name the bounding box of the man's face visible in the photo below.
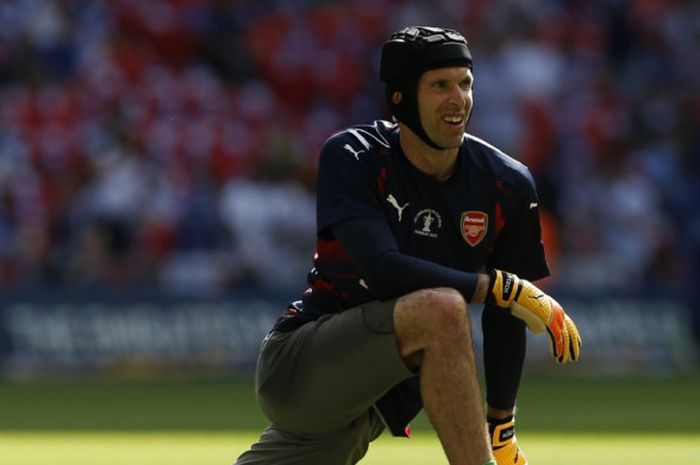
[416,66,474,149]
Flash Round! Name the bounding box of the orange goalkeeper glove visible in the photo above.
[487,269,581,363]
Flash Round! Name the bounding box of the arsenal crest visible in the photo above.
[461,211,488,246]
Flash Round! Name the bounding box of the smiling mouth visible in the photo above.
[442,115,465,126]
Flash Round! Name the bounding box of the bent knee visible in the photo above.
[396,288,471,336]
[426,288,470,333]
[394,288,473,363]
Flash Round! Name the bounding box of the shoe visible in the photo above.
[489,416,527,465]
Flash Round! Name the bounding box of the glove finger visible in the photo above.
[546,324,569,363]
[547,305,566,362]
[545,326,556,360]
[565,314,581,362]
[557,323,571,364]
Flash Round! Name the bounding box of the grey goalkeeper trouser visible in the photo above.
[234,300,414,465]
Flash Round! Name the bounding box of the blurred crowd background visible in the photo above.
[0,0,698,300]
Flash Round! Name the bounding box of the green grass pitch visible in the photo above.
[1,374,699,464]
[1,431,698,465]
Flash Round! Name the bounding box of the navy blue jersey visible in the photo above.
[274,120,549,332]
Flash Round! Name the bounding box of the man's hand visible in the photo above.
[488,269,581,363]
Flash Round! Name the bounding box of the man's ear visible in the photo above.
[392,91,402,104]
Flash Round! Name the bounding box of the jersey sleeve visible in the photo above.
[315,133,385,239]
[334,217,479,301]
[487,168,550,281]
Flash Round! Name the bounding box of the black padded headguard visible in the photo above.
[380,26,473,149]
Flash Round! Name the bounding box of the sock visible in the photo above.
[482,307,526,409]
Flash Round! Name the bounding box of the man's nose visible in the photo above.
[448,86,468,106]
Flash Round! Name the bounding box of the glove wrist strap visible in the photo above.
[486,270,518,307]
[488,415,516,448]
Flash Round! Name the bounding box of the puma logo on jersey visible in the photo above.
[359,279,369,289]
[386,194,409,221]
[343,144,365,160]
[529,202,538,209]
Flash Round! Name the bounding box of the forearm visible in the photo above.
[366,249,485,301]
[333,217,485,302]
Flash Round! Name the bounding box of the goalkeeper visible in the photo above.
[235,26,580,465]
